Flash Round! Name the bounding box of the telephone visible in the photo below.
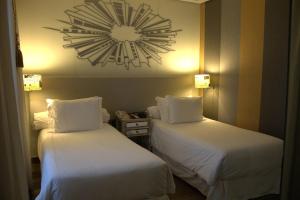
[115,111,147,119]
[131,111,147,118]
[115,110,131,119]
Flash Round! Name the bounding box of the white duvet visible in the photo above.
[151,118,283,186]
[36,124,175,200]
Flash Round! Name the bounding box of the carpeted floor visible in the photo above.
[31,158,41,199]
[169,177,205,200]
[31,158,279,200]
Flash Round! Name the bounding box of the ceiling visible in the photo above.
[178,0,209,4]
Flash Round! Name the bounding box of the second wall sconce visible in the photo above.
[195,74,210,89]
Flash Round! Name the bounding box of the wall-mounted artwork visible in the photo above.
[45,0,182,70]
[17,0,199,77]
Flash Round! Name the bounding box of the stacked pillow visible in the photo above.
[33,97,111,132]
[33,111,49,130]
[146,106,161,119]
[153,95,203,124]
[155,97,169,122]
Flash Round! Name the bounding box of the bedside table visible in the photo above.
[115,112,151,150]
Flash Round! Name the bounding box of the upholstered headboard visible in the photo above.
[29,75,197,115]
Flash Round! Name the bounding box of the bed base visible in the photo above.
[153,148,281,200]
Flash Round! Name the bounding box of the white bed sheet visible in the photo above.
[36,124,175,200]
[151,118,283,186]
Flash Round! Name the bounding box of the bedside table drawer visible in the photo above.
[127,129,148,136]
[126,121,148,128]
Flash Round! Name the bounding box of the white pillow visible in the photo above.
[147,106,161,119]
[33,111,49,130]
[33,108,110,130]
[48,97,102,132]
[166,96,203,124]
[155,96,169,122]
[102,108,110,123]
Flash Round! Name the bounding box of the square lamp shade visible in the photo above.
[195,74,210,88]
[23,74,42,91]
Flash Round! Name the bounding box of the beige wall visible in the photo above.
[16,0,200,77]
[203,0,289,138]
[199,4,206,97]
[218,0,241,124]
[203,0,221,120]
[236,0,265,130]
[204,0,265,130]
[259,0,290,139]
[15,0,202,156]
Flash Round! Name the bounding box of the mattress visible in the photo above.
[151,118,283,186]
[36,123,175,200]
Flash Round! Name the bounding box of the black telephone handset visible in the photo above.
[130,113,140,119]
[116,111,147,119]
[131,112,147,118]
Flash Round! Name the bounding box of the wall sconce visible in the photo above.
[195,74,210,88]
[23,74,42,91]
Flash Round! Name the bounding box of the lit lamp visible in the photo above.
[23,74,42,91]
[195,74,210,88]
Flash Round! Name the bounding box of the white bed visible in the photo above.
[151,118,283,200]
[36,123,175,200]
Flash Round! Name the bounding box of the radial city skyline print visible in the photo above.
[45,0,182,69]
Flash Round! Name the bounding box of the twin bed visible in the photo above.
[35,97,174,200]
[151,118,283,200]
[35,96,283,200]
[37,124,175,200]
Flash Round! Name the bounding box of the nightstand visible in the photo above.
[115,112,151,150]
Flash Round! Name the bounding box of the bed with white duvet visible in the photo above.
[37,124,175,200]
[149,96,283,200]
[151,118,283,200]
[34,97,175,200]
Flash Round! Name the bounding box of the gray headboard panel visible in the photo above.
[29,75,198,115]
